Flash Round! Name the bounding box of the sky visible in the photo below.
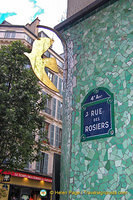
[0,0,67,53]
[0,0,67,27]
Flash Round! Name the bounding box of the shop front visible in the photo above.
[0,170,52,200]
[8,184,50,200]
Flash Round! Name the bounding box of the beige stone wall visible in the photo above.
[26,18,40,35]
[67,0,96,18]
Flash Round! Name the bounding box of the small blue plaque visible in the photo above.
[81,87,115,141]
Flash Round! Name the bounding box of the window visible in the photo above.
[50,125,54,145]
[44,50,50,57]
[40,122,49,143]
[36,153,49,174]
[43,122,49,142]
[43,154,48,174]
[42,91,51,115]
[36,160,40,172]
[4,31,16,38]
[45,68,59,90]
[53,74,58,88]
[26,35,34,44]
[45,122,49,133]
[55,127,62,148]
[45,98,52,115]
[56,59,63,69]
[40,153,48,174]
[45,68,53,82]
[40,121,45,132]
[24,162,30,170]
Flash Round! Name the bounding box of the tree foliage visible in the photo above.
[0,41,47,170]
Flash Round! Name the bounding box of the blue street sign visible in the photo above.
[81,88,115,141]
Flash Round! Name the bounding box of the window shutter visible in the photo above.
[55,127,59,147]
[44,122,49,139]
[40,157,44,173]
[36,152,42,172]
[59,128,62,147]
[42,91,46,111]
[45,97,51,115]
[57,101,62,120]
[60,103,63,120]
[52,98,56,117]
[50,125,54,145]
[36,161,40,172]
[40,127,44,134]
[45,67,48,74]
[59,78,63,95]
[44,51,50,57]
[57,101,61,120]
[24,162,29,170]
[43,154,49,174]
[11,32,16,38]
[42,91,46,96]
[4,31,9,38]
[54,74,58,88]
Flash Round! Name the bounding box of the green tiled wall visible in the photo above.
[60,0,133,199]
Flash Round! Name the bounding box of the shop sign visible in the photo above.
[40,189,47,197]
[81,87,115,141]
[11,172,52,182]
[0,170,52,183]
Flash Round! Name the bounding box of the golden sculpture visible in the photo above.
[24,37,59,92]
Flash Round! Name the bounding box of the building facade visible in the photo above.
[55,0,133,199]
[0,18,64,200]
[67,0,96,18]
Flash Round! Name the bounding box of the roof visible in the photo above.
[1,20,12,25]
[54,0,118,32]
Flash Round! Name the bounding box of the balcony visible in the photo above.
[0,31,34,45]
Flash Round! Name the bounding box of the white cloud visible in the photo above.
[1,0,37,24]
[1,0,67,27]
[35,0,67,27]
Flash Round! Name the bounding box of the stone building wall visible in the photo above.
[60,0,133,199]
[67,0,96,18]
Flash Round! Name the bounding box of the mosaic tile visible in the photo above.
[59,0,133,199]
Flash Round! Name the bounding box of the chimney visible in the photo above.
[26,17,40,36]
